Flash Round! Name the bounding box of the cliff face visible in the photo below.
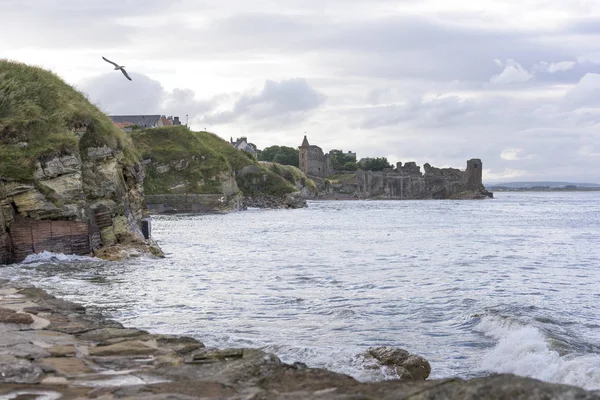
[131,127,317,212]
[321,159,492,200]
[0,61,160,264]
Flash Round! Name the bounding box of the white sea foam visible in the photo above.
[475,315,600,390]
[21,251,98,264]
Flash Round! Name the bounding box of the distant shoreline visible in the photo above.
[486,188,600,192]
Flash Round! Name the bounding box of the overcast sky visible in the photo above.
[2,0,600,183]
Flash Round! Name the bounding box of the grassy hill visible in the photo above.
[130,126,314,199]
[0,59,138,181]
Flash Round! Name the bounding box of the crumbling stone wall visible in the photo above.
[356,159,490,199]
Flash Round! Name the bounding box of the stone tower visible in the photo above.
[465,159,483,190]
[299,135,310,175]
[298,135,331,178]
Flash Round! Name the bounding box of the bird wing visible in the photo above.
[120,68,132,81]
[102,56,119,67]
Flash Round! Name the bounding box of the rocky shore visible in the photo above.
[1,280,598,399]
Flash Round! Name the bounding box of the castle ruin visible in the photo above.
[298,136,491,199]
[298,136,332,178]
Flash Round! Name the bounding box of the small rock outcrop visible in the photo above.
[362,346,432,380]
[0,60,162,264]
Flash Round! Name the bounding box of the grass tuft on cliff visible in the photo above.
[131,126,310,197]
[262,162,318,194]
[0,60,139,181]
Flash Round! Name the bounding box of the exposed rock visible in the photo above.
[1,281,599,400]
[284,192,308,209]
[0,307,34,325]
[362,346,431,380]
[0,61,162,264]
[40,357,94,376]
[87,145,114,160]
[242,192,307,209]
[88,340,158,357]
[47,345,77,357]
[0,355,43,383]
[78,327,148,342]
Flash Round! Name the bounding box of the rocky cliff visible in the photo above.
[0,60,161,264]
[321,159,492,200]
[131,127,317,212]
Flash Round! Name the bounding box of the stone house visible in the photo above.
[230,137,257,156]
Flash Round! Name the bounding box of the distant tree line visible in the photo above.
[255,144,392,172]
[358,157,392,171]
[258,145,299,168]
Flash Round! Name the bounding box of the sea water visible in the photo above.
[2,191,599,390]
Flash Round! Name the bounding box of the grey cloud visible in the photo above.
[563,17,600,35]
[202,78,326,125]
[172,13,591,85]
[0,0,180,49]
[79,72,214,118]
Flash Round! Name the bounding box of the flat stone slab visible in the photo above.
[47,345,77,357]
[40,357,95,376]
[0,307,34,324]
[88,340,158,357]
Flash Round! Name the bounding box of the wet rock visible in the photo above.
[0,355,44,383]
[154,335,204,355]
[45,313,123,334]
[284,191,307,209]
[23,306,54,314]
[88,340,158,357]
[0,307,34,324]
[188,348,244,364]
[78,327,148,343]
[363,346,431,380]
[407,374,600,400]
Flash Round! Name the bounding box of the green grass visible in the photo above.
[0,60,139,181]
[327,173,357,184]
[132,126,259,195]
[131,126,308,197]
[262,162,318,194]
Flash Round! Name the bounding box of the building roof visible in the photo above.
[110,115,162,127]
[301,135,309,147]
[113,121,135,129]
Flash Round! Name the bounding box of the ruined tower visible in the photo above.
[299,135,310,175]
[465,159,483,190]
[298,135,332,178]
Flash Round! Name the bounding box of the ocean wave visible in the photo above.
[475,315,600,390]
[20,251,99,264]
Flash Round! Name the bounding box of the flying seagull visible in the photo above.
[102,56,132,81]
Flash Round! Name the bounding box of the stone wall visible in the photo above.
[1,216,95,263]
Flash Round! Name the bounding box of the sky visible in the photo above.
[2,0,600,183]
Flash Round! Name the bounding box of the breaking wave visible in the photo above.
[21,251,99,264]
[475,315,600,390]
